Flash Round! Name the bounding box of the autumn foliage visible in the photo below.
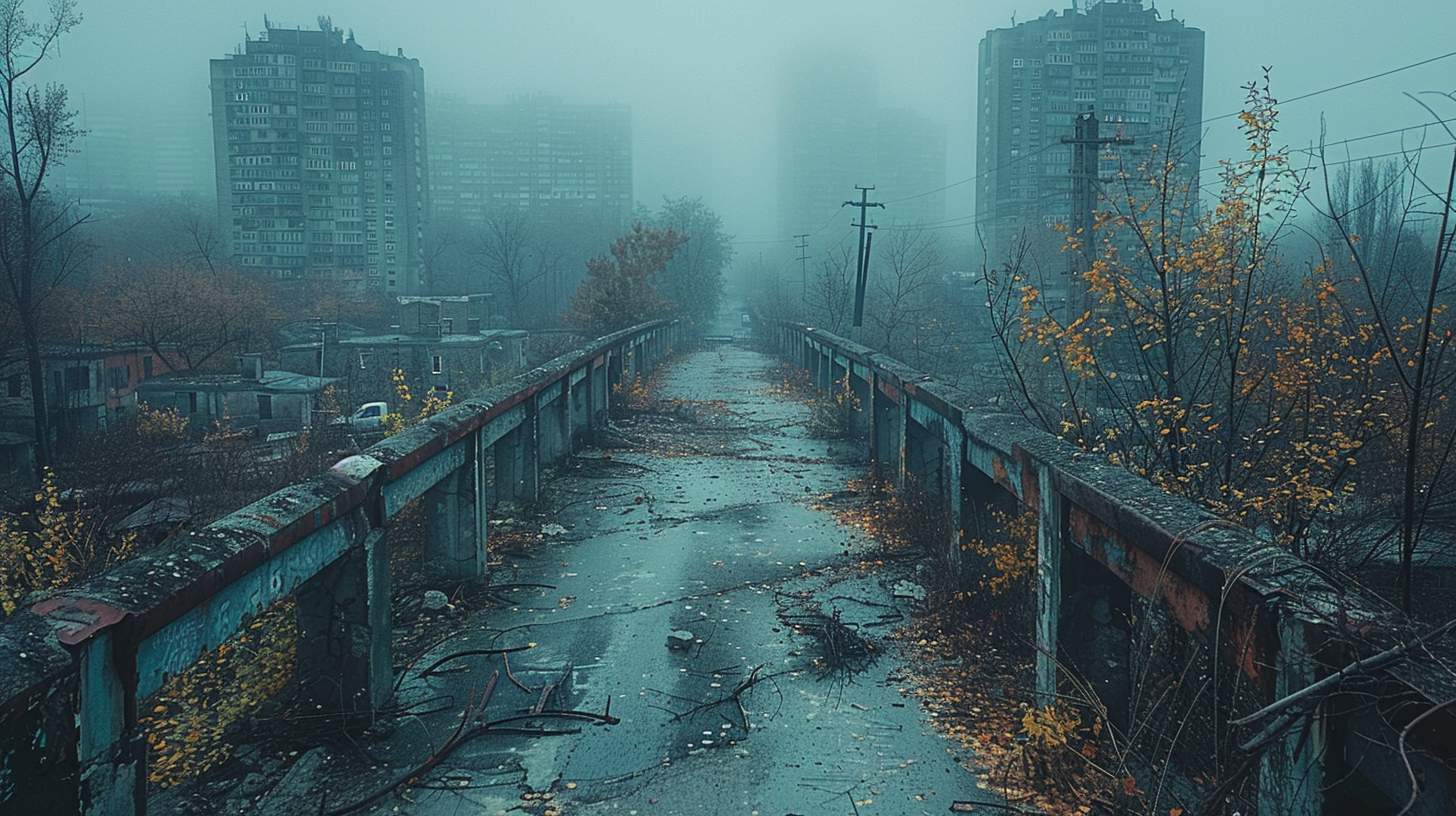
[565,222,687,336]
[988,74,1456,611]
[0,469,136,614]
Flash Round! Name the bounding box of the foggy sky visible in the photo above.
[35,0,1456,252]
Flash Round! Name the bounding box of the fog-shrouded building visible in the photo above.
[427,93,632,231]
[210,21,429,296]
[977,0,1204,267]
[778,54,946,241]
[51,105,213,211]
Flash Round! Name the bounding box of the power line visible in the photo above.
[1315,117,1456,150]
[883,143,1058,205]
[882,50,1456,209]
[1203,50,1456,124]
[1300,139,1456,168]
[886,138,1456,234]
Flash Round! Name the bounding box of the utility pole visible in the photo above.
[1060,109,1133,318]
[794,234,809,300]
[1060,108,1133,412]
[842,185,884,330]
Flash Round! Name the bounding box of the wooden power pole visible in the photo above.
[842,185,885,329]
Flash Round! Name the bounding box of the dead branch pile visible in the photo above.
[778,602,878,680]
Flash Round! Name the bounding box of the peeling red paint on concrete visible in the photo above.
[31,598,129,646]
[991,455,1013,495]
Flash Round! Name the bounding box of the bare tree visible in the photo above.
[84,195,224,275]
[865,224,942,358]
[101,261,280,373]
[645,196,735,327]
[0,0,84,476]
[1316,112,1456,613]
[806,244,856,335]
[470,210,559,326]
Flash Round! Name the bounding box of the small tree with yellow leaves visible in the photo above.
[0,468,136,614]
[382,366,453,436]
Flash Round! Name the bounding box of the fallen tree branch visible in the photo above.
[501,649,536,694]
[1396,697,1456,816]
[325,671,499,816]
[323,677,620,815]
[420,645,533,678]
[1232,617,1456,731]
[779,608,878,679]
[1194,752,1261,816]
[667,664,784,731]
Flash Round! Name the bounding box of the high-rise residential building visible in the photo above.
[778,54,946,241]
[427,94,632,231]
[51,104,213,209]
[210,21,429,296]
[977,0,1204,265]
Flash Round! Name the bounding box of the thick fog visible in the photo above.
[35,0,1456,247]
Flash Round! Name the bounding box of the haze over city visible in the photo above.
[38,0,1456,247]
[8,1,1456,814]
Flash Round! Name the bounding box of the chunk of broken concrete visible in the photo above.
[423,590,449,611]
[892,580,926,601]
[666,629,695,650]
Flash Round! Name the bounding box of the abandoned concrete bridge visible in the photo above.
[1,317,1453,815]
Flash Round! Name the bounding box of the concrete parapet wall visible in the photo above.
[775,322,1456,814]
[0,321,680,816]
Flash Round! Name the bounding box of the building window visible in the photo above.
[107,365,130,391]
[65,366,89,392]
[431,355,443,375]
[257,394,273,420]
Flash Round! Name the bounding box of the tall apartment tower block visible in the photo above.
[778,54,946,241]
[210,21,428,295]
[427,94,633,231]
[977,0,1204,264]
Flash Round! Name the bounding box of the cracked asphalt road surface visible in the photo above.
[320,334,998,816]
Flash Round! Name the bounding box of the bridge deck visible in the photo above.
[239,341,995,815]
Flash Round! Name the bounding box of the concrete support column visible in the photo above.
[870,377,905,484]
[537,390,569,468]
[295,528,392,719]
[1258,617,1326,816]
[77,632,141,816]
[425,449,486,582]
[601,352,618,420]
[849,369,872,443]
[568,369,590,447]
[903,420,938,494]
[1034,462,1063,707]
[494,415,539,506]
[945,429,967,580]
